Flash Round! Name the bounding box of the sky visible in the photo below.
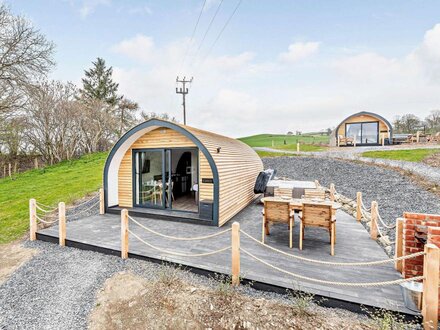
[7,0,440,137]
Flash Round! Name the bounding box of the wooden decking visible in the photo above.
[36,200,417,317]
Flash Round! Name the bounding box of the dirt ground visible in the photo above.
[88,271,399,330]
[0,240,38,285]
[423,152,440,168]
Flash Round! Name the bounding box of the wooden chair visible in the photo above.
[152,181,163,204]
[262,200,294,248]
[337,135,354,147]
[274,187,293,199]
[299,202,336,255]
[303,188,326,200]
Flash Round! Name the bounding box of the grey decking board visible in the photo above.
[38,202,416,315]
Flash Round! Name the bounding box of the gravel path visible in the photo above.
[263,157,440,239]
[0,240,367,329]
[256,147,440,185]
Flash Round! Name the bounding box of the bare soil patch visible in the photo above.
[423,152,440,168]
[89,271,376,330]
[0,240,38,285]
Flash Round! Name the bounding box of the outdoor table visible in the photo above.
[261,196,342,212]
[265,180,317,199]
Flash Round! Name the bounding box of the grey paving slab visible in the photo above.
[38,201,417,315]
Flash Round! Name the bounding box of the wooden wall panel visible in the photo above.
[118,128,197,208]
[184,126,263,226]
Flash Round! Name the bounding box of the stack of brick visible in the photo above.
[401,212,440,318]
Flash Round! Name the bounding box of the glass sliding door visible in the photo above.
[346,123,362,144]
[345,122,379,145]
[134,150,165,208]
[361,122,378,144]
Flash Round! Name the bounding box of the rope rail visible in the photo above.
[128,215,231,241]
[241,248,425,287]
[65,194,99,210]
[240,229,424,266]
[66,200,100,218]
[35,214,58,225]
[128,229,231,257]
[35,203,58,213]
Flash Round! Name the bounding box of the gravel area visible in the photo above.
[0,240,368,329]
[263,156,440,240]
[256,146,440,185]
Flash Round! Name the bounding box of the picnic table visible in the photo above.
[261,196,342,212]
[265,180,317,199]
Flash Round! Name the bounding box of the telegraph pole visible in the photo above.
[176,76,193,125]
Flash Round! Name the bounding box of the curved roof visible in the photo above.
[103,119,262,225]
[334,111,393,137]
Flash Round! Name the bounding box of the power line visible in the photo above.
[203,0,243,61]
[192,0,224,63]
[180,0,207,72]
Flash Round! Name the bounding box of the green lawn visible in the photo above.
[255,150,294,158]
[361,149,440,162]
[0,152,107,244]
[238,133,329,148]
[273,143,326,152]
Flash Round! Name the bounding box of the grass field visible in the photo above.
[361,149,440,162]
[238,134,329,148]
[255,150,294,158]
[0,152,107,244]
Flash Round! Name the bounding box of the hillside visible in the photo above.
[0,152,107,244]
[239,133,329,152]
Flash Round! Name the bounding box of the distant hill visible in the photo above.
[238,133,329,148]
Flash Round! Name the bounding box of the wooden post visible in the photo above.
[99,188,105,215]
[422,244,439,330]
[121,209,129,259]
[382,133,385,146]
[370,201,378,240]
[356,192,362,221]
[329,183,335,202]
[8,163,11,178]
[231,222,240,286]
[353,136,357,147]
[416,131,420,143]
[59,202,66,246]
[29,199,37,241]
[34,157,39,169]
[3,164,6,178]
[296,142,300,152]
[395,218,404,273]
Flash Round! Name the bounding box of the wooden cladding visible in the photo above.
[118,128,213,208]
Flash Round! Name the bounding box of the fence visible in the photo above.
[118,210,438,328]
[29,188,105,246]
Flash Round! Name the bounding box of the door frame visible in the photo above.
[131,147,200,214]
[132,148,166,209]
[345,121,380,145]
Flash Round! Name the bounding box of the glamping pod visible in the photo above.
[331,111,393,146]
[103,119,263,226]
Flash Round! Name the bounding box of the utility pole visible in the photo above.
[176,76,193,125]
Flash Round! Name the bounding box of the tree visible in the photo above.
[114,98,139,138]
[393,114,422,134]
[0,4,54,118]
[79,57,121,106]
[140,111,178,123]
[425,110,440,133]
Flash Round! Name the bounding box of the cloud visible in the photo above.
[112,35,155,63]
[109,24,440,137]
[77,0,110,18]
[279,41,320,63]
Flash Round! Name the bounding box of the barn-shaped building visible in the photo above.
[103,119,263,226]
[331,111,393,146]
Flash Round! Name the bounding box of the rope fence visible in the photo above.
[128,215,231,241]
[240,229,424,267]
